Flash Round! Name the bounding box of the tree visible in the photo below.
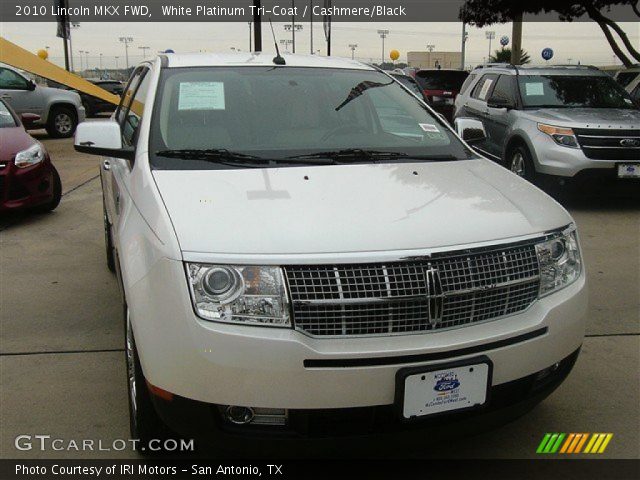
[460,0,640,67]
[490,47,531,64]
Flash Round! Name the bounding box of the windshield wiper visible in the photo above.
[155,149,335,167]
[288,149,460,163]
[288,149,409,162]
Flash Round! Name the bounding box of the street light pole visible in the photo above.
[461,22,467,70]
[248,21,252,51]
[485,30,495,64]
[99,53,103,69]
[115,56,119,70]
[310,0,313,54]
[349,43,358,60]
[119,36,134,69]
[85,51,89,70]
[138,46,150,58]
[78,50,84,71]
[377,30,389,65]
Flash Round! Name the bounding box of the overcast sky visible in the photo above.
[1,20,638,69]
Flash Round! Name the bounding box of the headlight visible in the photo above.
[535,226,582,297]
[186,263,290,327]
[14,143,45,168]
[537,123,579,148]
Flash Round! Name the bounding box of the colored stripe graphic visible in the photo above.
[538,433,614,454]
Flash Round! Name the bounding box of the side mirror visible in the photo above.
[20,113,41,129]
[74,121,134,161]
[487,95,514,109]
[454,118,487,145]
[27,80,37,91]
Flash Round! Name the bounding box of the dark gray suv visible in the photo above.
[454,64,640,186]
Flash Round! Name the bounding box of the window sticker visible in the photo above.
[178,82,225,110]
[419,123,440,133]
[525,82,544,96]
[478,79,493,100]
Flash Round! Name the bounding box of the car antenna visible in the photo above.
[269,19,286,65]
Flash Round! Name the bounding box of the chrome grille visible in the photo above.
[574,128,640,161]
[285,243,540,337]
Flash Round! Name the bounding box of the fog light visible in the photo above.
[225,406,254,425]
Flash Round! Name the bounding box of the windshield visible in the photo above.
[149,67,474,169]
[518,74,637,109]
[415,71,469,91]
[0,101,17,128]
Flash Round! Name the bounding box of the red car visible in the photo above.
[414,69,469,122]
[0,99,61,213]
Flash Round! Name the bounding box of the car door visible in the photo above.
[464,73,498,157]
[109,66,152,248]
[483,74,517,159]
[102,68,145,231]
[0,67,42,116]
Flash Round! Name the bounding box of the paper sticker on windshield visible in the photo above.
[178,82,225,110]
[524,82,544,96]
[419,123,440,133]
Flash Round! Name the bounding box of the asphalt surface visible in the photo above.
[0,129,638,460]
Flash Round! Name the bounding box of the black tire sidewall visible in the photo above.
[46,106,77,138]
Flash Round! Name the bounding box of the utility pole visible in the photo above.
[485,30,495,64]
[138,46,150,59]
[119,36,134,69]
[309,0,313,54]
[377,30,389,65]
[349,44,358,60]
[461,22,467,70]
[253,1,262,52]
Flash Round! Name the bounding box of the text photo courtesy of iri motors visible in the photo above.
[0,0,638,478]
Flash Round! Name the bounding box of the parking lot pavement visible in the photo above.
[1,136,638,459]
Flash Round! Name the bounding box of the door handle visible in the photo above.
[102,160,111,171]
[0,94,11,99]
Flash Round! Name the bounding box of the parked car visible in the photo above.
[390,72,429,103]
[49,78,123,117]
[415,69,469,121]
[0,64,85,138]
[0,99,61,212]
[454,64,640,185]
[75,54,585,450]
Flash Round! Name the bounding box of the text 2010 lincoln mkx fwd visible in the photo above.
[74,52,586,449]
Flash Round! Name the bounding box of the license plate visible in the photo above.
[397,358,491,420]
[618,163,640,178]
[432,96,454,105]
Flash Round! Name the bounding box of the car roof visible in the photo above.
[471,64,607,76]
[162,52,374,70]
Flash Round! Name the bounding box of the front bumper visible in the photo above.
[0,161,55,212]
[530,131,638,178]
[150,347,580,440]
[128,257,587,410]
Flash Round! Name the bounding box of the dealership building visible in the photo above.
[407,51,462,69]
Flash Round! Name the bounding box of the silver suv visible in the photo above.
[454,64,640,185]
[0,64,85,138]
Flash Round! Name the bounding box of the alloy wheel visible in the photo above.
[510,152,526,177]
[54,113,73,135]
[125,309,138,431]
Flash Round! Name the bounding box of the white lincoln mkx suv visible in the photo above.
[74,52,586,449]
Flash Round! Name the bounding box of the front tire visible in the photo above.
[125,304,168,453]
[46,106,77,138]
[507,145,537,183]
[103,204,116,273]
[33,167,62,213]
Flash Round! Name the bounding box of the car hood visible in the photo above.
[532,107,640,129]
[0,126,37,161]
[152,159,572,256]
